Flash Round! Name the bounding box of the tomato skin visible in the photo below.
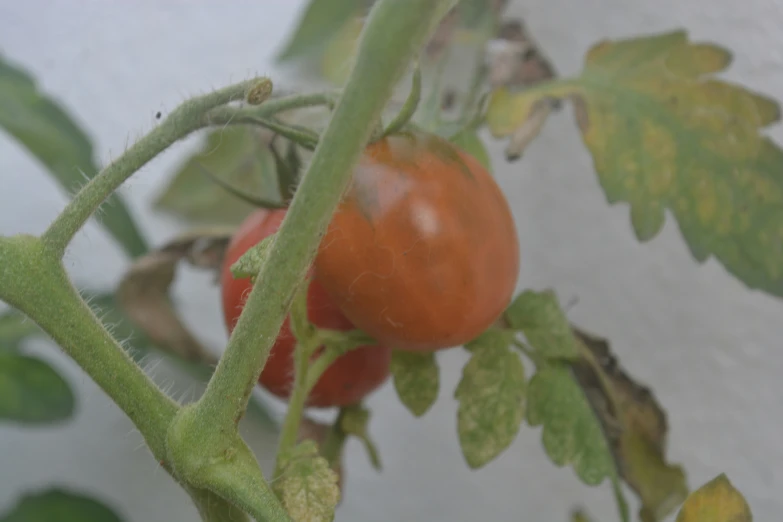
[220,208,392,408]
[314,132,519,352]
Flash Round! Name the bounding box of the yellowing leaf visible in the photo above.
[154,127,282,226]
[505,290,578,360]
[390,350,439,417]
[456,329,525,468]
[676,474,751,522]
[274,441,341,522]
[487,30,783,298]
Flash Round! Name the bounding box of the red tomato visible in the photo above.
[315,131,519,352]
[220,208,392,408]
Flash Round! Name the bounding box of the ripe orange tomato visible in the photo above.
[220,208,392,408]
[315,131,519,352]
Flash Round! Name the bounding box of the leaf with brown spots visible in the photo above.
[487,30,783,298]
[571,327,689,522]
[116,229,234,365]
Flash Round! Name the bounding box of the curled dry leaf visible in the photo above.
[486,19,557,89]
[116,228,236,366]
[570,327,689,522]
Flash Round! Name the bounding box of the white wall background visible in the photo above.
[1,1,782,521]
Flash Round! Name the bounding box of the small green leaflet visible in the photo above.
[0,353,74,424]
[0,56,147,258]
[1,488,124,522]
[675,474,751,522]
[526,364,615,485]
[154,126,282,226]
[487,30,783,299]
[276,0,363,63]
[274,440,341,522]
[456,329,525,468]
[505,290,578,360]
[390,350,439,417]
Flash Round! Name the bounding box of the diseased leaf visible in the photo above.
[487,30,783,298]
[456,329,525,468]
[0,488,123,522]
[526,364,616,485]
[0,55,147,258]
[449,129,492,172]
[390,350,439,417]
[274,440,341,522]
[297,416,345,496]
[0,353,74,424]
[505,290,578,360]
[116,229,233,365]
[277,0,364,63]
[0,309,41,351]
[675,474,751,522]
[154,126,282,226]
[486,18,557,89]
[572,327,688,522]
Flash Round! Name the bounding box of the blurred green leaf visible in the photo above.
[450,128,492,172]
[676,474,751,522]
[1,488,123,522]
[274,440,341,522]
[154,126,281,226]
[320,16,364,86]
[390,350,439,417]
[0,353,74,424]
[277,0,363,63]
[456,329,525,468]
[0,309,41,351]
[0,55,147,258]
[505,290,578,360]
[487,30,783,298]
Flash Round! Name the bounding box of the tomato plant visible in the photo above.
[315,131,520,352]
[221,208,392,408]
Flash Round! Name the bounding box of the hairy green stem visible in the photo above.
[206,91,336,123]
[0,236,177,461]
[274,336,322,476]
[188,488,250,522]
[191,0,457,434]
[42,78,270,258]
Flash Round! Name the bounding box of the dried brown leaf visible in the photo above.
[116,229,235,365]
[571,327,689,522]
[487,19,557,89]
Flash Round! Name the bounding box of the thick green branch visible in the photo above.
[0,235,177,460]
[193,0,457,431]
[42,78,271,257]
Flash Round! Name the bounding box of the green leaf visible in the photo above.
[1,488,123,522]
[505,290,578,360]
[339,404,382,470]
[320,16,365,86]
[0,353,74,424]
[154,126,282,226]
[274,440,341,522]
[487,30,783,298]
[230,235,276,280]
[0,56,147,258]
[675,474,751,522]
[526,364,615,485]
[0,309,41,351]
[455,329,525,468]
[449,128,492,172]
[277,0,363,63]
[390,350,439,417]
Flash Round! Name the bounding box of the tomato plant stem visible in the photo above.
[190,0,458,438]
[0,236,177,462]
[41,77,272,258]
